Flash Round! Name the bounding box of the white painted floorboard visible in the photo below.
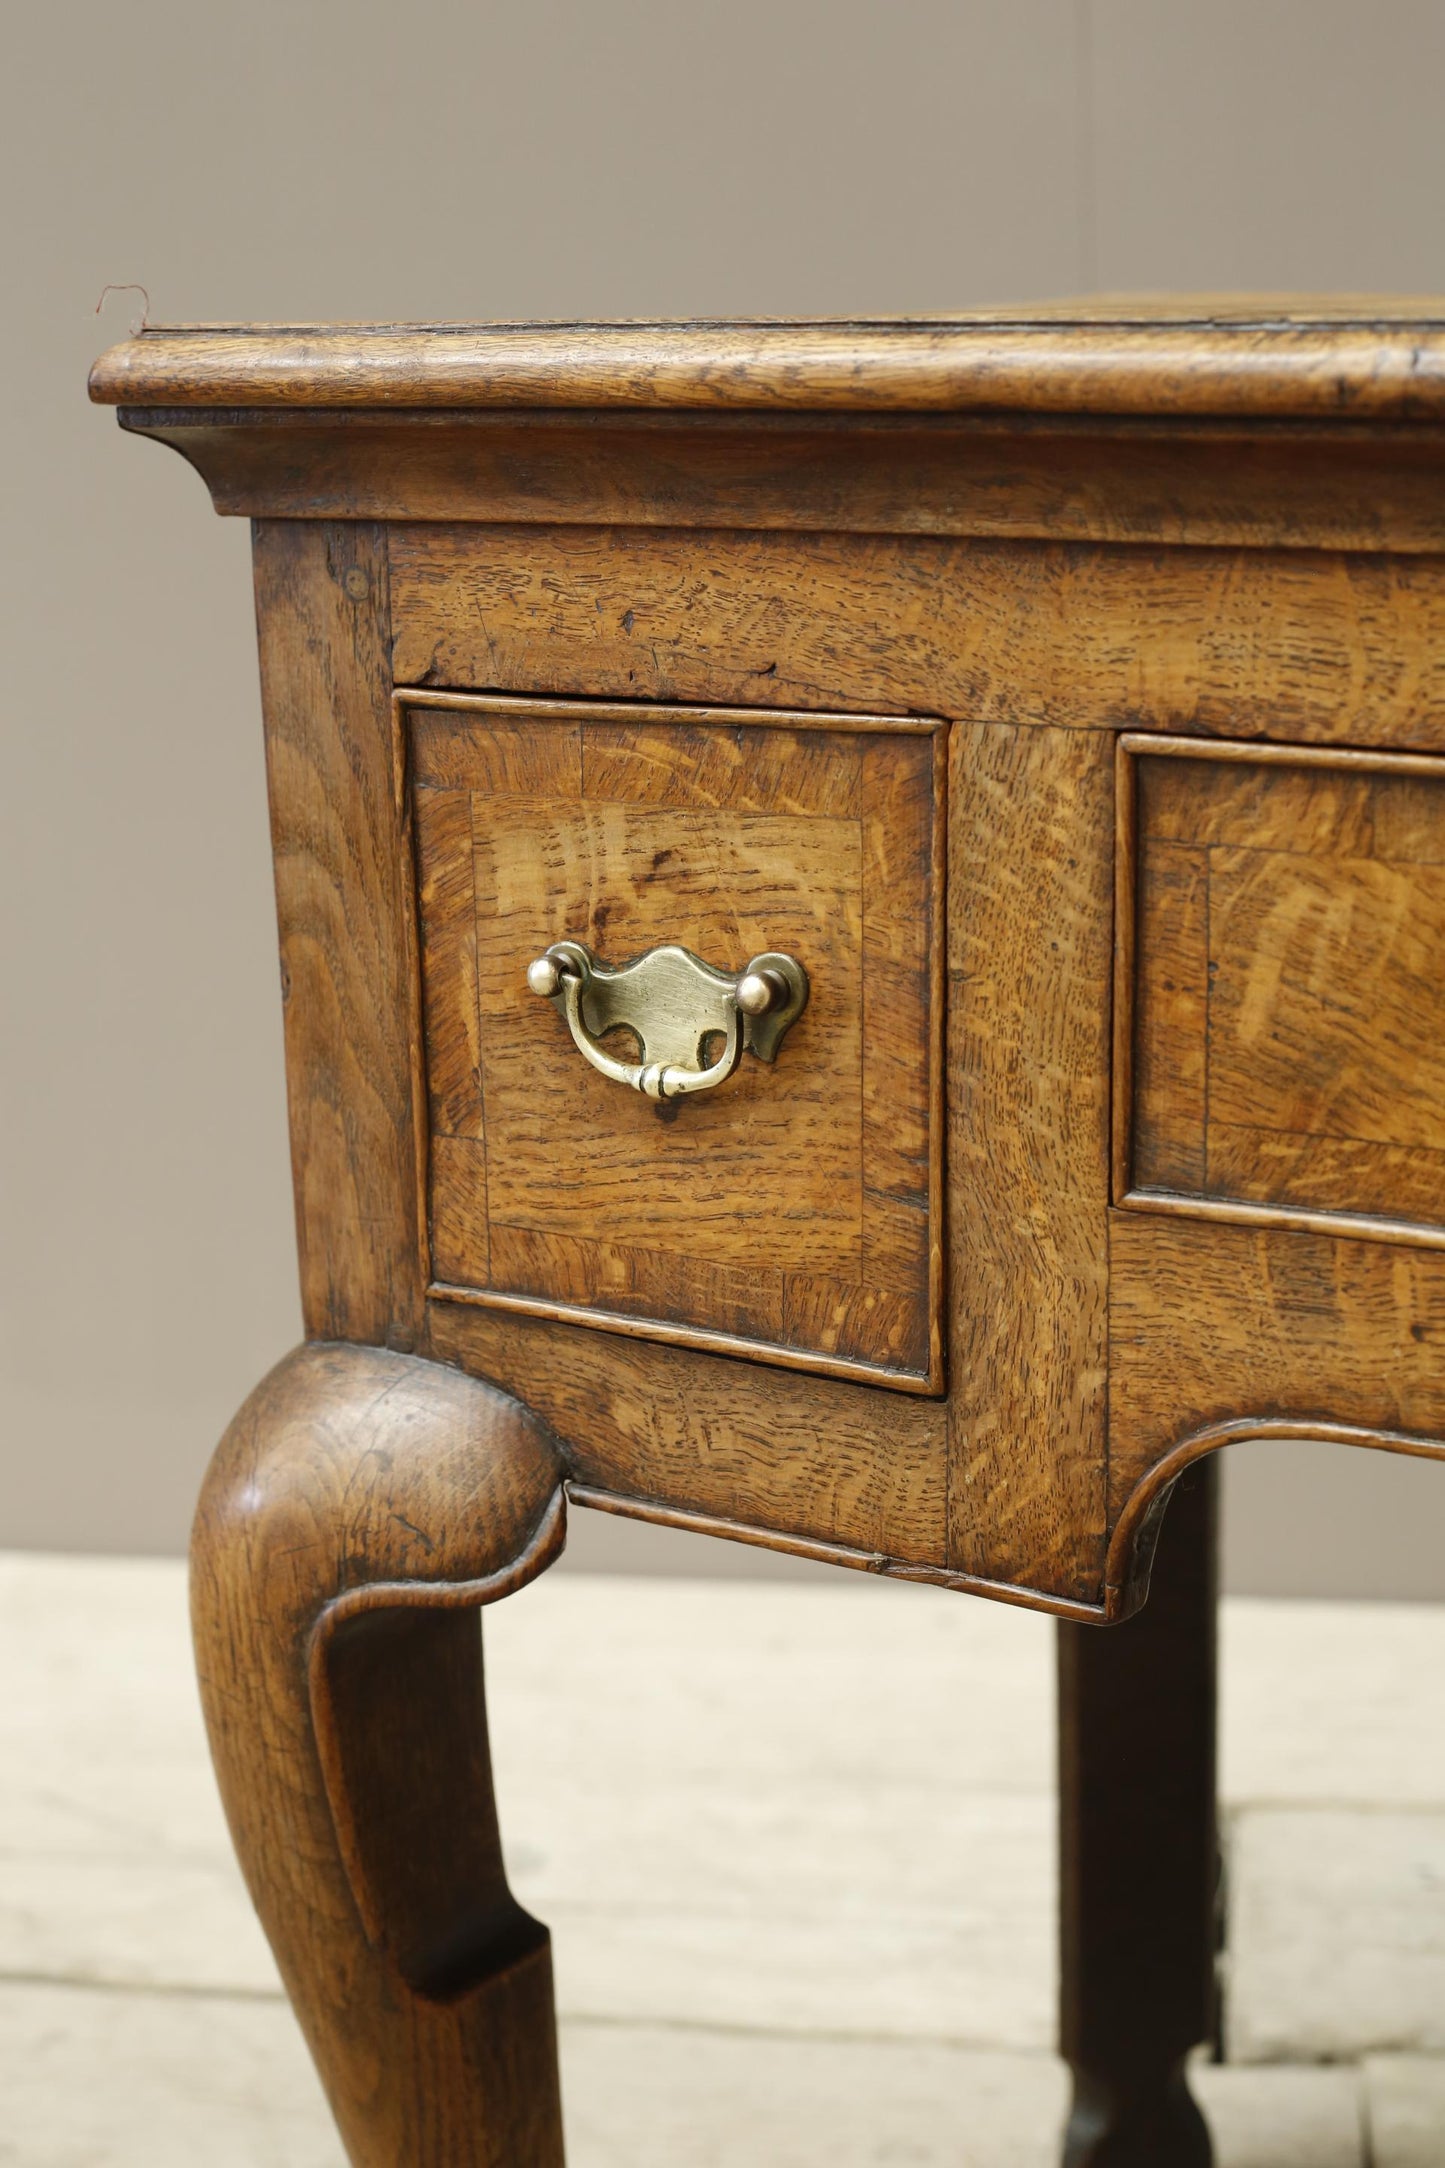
[4,1549,1445,2162]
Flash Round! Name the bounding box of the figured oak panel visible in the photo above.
[391,523,1445,749]
[253,521,425,1349]
[406,694,944,1390]
[1120,738,1445,1247]
[426,1302,949,1572]
[1109,1212,1445,1522]
[120,409,1445,551]
[946,723,1113,1602]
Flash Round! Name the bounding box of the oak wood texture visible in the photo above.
[86,307,1445,415]
[428,1303,950,1581]
[241,517,961,1607]
[1119,736,1445,1249]
[391,524,1445,751]
[100,310,1445,1631]
[1059,1461,1219,2167]
[105,410,1445,553]
[253,520,425,1349]
[407,694,943,1390]
[189,1341,568,2168]
[238,502,1445,1619]
[946,724,1113,1606]
[1107,1213,1445,1542]
[103,306,1445,2168]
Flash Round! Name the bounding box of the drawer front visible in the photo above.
[1118,734,1445,1246]
[404,693,945,1391]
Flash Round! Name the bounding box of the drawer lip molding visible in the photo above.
[1117,732,1445,1257]
[399,689,948,1395]
[428,1282,930,1393]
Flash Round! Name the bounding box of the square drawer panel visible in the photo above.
[403,694,945,1391]
[1117,734,1445,1246]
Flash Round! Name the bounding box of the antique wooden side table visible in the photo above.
[92,307,1445,2167]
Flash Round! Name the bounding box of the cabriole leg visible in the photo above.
[190,1341,568,2168]
[1057,1458,1220,2167]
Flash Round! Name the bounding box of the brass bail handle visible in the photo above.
[525,939,809,1101]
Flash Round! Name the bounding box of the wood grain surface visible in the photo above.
[190,1341,567,2168]
[946,724,1114,1604]
[88,308,1445,415]
[425,1301,949,1572]
[1108,1213,1445,1522]
[244,514,1445,1612]
[253,522,425,1348]
[100,315,1445,2168]
[117,331,1445,1624]
[1123,738,1445,1244]
[407,696,943,1389]
[391,525,1445,746]
[119,411,1445,552]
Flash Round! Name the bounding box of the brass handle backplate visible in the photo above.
[526,940,809,1101]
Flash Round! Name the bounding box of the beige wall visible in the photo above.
[5,0,1445,1591]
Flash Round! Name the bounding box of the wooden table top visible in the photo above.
[89,300,1445,417]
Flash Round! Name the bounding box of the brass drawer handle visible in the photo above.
[526,939,809,1102]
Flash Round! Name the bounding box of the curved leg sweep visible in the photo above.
[190,1341,569,2168]
[1057,1458,1220,2167]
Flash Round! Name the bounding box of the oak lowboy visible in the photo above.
[92,306,1445,2167]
